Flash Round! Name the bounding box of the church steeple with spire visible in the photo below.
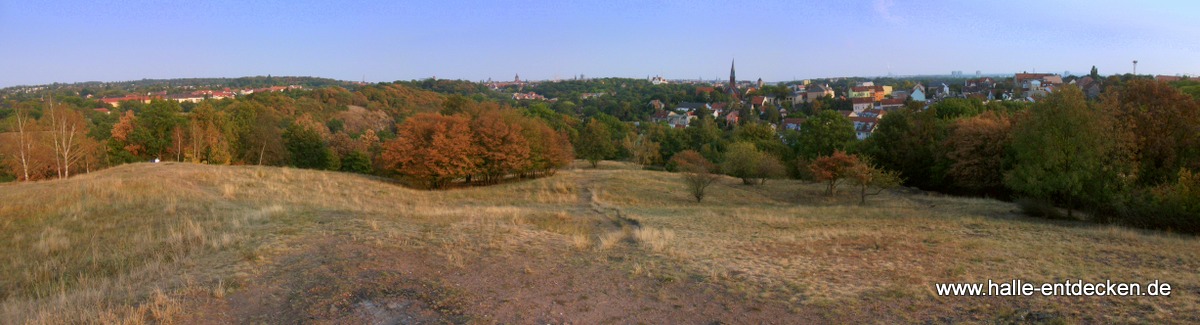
[728,59,739,99]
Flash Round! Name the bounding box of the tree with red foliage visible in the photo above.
[810,150,860,195]
[470,109,531,184]
[382,113,477,189]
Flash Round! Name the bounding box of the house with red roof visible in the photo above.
[851,97,874,113]
[781,118,805,131]
[880,98,906,110]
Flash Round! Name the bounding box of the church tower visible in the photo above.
[728,59,738,98]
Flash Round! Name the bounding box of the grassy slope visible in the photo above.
[1,161,1198,324]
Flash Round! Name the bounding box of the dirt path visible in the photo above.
[576,175,640,230]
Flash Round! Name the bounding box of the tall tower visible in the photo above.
[728,59,737,98]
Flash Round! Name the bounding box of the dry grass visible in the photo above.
[1,161,1199,323]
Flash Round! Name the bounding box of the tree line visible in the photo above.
[559,80,1197,233]
[0,83,573,189]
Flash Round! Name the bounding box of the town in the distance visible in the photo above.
[7,61,1195,143]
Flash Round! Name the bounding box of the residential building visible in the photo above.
[845,109,886,140]
[851,97,874,113]
[871,85,892,101]
[512,92,546,100]
[880,98,906,110]
[1014,73,1062,97]
[781,118,805,131]
[675,102,710,112]
[849,86,873,99]
[911,84,926,102]
[1156,75,1182,82]
[806,84,834,102]
[648,99,665,110]
[724,110,740,125]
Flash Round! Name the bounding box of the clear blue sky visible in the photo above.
[2,0,1198,87]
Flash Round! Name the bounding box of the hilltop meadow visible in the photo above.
[1,161,1197,324]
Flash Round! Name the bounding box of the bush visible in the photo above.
[671,150,720,202]
[1014,197,1066,220]
[339,151,373,174]
[1111,169,1200,233]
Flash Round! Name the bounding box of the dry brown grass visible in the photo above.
[1,161,1198,323]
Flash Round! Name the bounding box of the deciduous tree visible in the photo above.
[284,120,338,170]
[108,110,142,163]
[470,109,530,183]
[846,159,903,204]
[1006,86,1133,218]
[577,119,615,168]
[5,106,36,180]
[944,111,1012,194]
[797,110,855,159]
[671,150,720,202]
[519,119,573,176]
[810,150,860,195]
[382,113,477,189]
[723,142,765,185]
[45,101,90,180]
[1103,79,1200,186]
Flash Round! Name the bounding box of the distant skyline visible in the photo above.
[2,0,1199,87]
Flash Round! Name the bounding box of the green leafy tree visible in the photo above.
[685,117,725,162]
[722,141,785,185]
[576,119,615,167]
[723,142,764,184]
[797,110,855,159]
[284,122,338,170]
[862,108,952,190]
[1006,86,1132,218]
[130,100,184,160]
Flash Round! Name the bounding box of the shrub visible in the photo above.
[1113,169,1200,233]
[809,150,859,195]
[671,150,720,202]
[1014,197,1065,220]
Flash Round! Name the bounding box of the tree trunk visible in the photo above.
[15,109,32,181]
[860,185,867,204]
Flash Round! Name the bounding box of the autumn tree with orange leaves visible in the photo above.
[944,111,1013,194]
[470,109,531,184]
[810,150,860,195]
[519,117,574,176]
[382,113,477,189]
[108,110,143,163]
